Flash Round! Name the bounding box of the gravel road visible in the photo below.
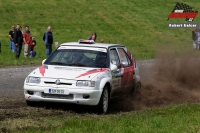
[0,66,37,97]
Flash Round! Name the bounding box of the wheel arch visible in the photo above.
[105,82,111,96]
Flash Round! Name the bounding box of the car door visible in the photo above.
[116,47,134,94]
[109,48,122,97]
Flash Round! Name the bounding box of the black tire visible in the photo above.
[26,100,37,107]
[97,86,110,114]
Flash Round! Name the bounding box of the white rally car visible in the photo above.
[24,40,141,114]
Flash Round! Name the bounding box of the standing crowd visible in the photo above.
[9,25,54,59]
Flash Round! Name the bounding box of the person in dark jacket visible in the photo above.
[8,25,15,52]
[43,26,53,57]
[13,24,23,59]
[192,28,198,49]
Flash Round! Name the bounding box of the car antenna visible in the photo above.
[109,41,110,44]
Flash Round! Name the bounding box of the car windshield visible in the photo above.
[45,49,108,68]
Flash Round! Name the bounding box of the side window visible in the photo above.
[117,48,131,67]
[109,48,120,68]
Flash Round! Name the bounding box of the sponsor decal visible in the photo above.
[76,68,108,78]
[112,68,124,79]
[54,67,85,71]
[112,70,122,78]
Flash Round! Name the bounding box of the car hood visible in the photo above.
[29,65,109,80]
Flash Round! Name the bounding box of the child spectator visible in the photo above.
[30,40,36,58]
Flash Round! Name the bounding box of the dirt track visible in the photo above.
[0,56,200,118]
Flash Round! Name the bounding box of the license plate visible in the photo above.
[44,88,69,94]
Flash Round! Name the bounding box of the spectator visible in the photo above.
[13,24,23,59]
[8,25,15,52]
[88,32,97,41]
[23,26,32,58]
[43,26,53,57]
[197,30,200,50]
[30,40,36,58]
[192,28,198,49]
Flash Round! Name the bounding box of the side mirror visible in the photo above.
[110,63,118,71]
[111,59,117,65]
[42,59,46,65]
[121,60,128,67]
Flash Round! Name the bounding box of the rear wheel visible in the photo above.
[130,79,141,94]
[97,86,109,114]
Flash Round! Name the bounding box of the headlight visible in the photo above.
[76,81,95,87]
[26,76,41,84]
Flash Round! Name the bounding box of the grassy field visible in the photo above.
[0,104,200,133]
[0,0,200,67]
[1,0,200,133]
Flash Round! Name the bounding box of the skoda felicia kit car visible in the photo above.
[24,40,141,113]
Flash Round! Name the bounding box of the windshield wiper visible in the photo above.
[49,62,67,65]
[68,63,87,67]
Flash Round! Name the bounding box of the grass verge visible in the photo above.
[0,104,200,133]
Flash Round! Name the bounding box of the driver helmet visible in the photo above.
[72,52,82,62]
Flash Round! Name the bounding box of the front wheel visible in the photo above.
[26,100,39,107]
[97,86,110,114]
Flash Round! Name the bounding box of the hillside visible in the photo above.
[0,0,199,66]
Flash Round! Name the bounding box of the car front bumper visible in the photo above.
[24,85,102,105]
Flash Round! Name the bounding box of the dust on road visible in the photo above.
[110,48,200,113]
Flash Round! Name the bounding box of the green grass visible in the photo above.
[0,0,200,67]
[1,104,200,133]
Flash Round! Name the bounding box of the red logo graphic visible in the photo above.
[167,2,198,22]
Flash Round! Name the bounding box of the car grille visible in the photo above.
[44,82,72,85]
[42,93,74,99]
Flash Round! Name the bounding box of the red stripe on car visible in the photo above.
[76,68,108,78]
[39,65,45,76]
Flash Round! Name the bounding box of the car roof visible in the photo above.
[60,42,125,49]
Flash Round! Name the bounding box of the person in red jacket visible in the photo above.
[23,26,32,58]
[30,40,36,58]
